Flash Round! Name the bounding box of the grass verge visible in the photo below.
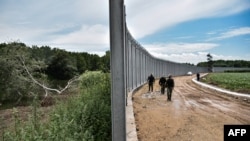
[201,73,250,94]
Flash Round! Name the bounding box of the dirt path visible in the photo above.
[133,75,250,141]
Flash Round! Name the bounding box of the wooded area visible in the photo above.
[1,42,249,106]
[0,42,110,105]
[197,59,250,68]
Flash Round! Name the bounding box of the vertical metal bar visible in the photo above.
[125,30,128,106]
[135,47,138,87]
[109,0,126,140]
[125,32,129,92]
[129,40,133,90]
[140,50,144,85]
[137,47,140,86]
[133,44,136,88]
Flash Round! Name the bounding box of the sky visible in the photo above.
[0,0,250,64]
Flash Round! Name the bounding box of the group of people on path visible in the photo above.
[147,73,200,101]
[147,73,175,101]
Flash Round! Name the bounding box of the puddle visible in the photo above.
[142,91,161,99]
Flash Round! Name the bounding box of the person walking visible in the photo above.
[159,75,167,94]
[196,73,200,81]
[147,74,155,92]
[166,74,174,101]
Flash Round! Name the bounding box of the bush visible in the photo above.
[3,71,111,141]
[46,51,77,80]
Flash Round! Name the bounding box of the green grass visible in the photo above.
[2,71,111,141]
[202,73,250,93]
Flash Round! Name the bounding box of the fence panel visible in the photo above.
[110,1,209,140]
[124,29,209,92]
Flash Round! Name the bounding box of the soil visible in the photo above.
[0,93,75,137]
[132,75,250,141]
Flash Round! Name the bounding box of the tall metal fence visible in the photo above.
[110,1,209,140]
[110,1,250,140]
[108,0,216,140]
[125,29,208,92]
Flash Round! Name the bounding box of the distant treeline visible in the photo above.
[1,41,249,103]
[0,42,110,79]
[0,42,110,103]
[197,60,250,68]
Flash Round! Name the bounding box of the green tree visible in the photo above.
[0,42,44,103]
[100,51,110,72]
[47,51,77,80]
[0,42,110,103]
[76,53,87,73]
[88,54,101,71]
[207,53,213,72]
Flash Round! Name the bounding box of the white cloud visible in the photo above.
[207,31,217,35]
[0,0,109,54]
[174,36,194,39]
[1,0,249,62]
[149,51,250,65]
[142,42,250,64]
[0,0,108,26]
[0,23,58,42]
[149,52,208,64]
[50,24,110,53]
[207,27,250,41]
[125,0,250,39]
[142,42,218,64]
[52,24,109,45]
[144,42,218,54]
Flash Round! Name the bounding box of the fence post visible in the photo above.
[109,0,126,140]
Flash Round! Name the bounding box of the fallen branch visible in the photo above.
[19,56,79,95]
[15,91,23,105]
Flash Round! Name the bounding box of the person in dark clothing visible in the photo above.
[159,76,167,94]
[196,73,200,81]
[147,74,155,92]
[166,75,174,101]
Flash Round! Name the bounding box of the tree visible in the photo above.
[0,42,110,104]
[0,42,44,103]
[207,53,213,72]
[76,53,87,73]
[47,51,77,80]
[88,54,101,71]
[100,51,110,72]
[20,56,78,96]
[0,59,14,101]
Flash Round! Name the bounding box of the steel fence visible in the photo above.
[125,29,208,91]
[110,1,250,140]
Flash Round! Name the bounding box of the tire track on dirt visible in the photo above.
[133,75,250,141]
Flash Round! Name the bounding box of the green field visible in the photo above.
[202,73,250,94]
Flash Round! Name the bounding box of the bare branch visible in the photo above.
[19,56,79,95]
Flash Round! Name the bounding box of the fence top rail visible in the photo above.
[126,26,208,69]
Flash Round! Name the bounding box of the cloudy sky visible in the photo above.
[1,0,250,64]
